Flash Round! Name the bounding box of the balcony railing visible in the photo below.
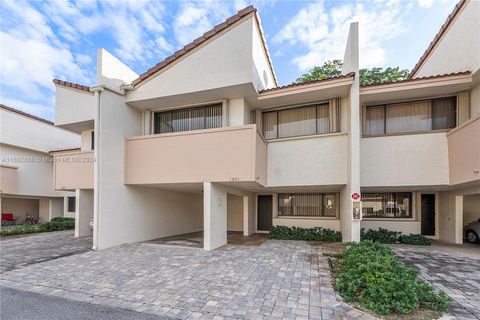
[125,125,267,186]
[53,150,94,190]
[447,114,480,185]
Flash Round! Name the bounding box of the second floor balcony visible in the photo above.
[53,150,94,190]
[124,125,267,187]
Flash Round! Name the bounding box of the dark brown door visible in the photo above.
[257,195,273,231]
[421,194,435,236]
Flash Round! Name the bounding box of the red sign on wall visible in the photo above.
[351,193,361,200]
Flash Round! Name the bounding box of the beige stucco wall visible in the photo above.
[227,194,243,232]
[413,0,480,78]
[464,194,480,225]
[1,197,39,220]
[96,90,204,249]
[267,134,347,187]
[447,115,480,185]
[54,86,95,130]
[1,108,80,154]
[361,132,449,187]
[0,165,17,194]
[1,144,65,197]
[53,150,94,190]
[125,125,266,186]
[80,130,94,151]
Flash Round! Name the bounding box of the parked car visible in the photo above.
[89,218,94,231]
[464,219,480,244]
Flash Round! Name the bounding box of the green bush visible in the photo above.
[361,227,401,243]
[269,225,342,242]
[0,217,75,236]
[398,233,431,245]
[361,227,431,245]
[333,240,451,315]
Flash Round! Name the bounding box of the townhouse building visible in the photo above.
[0,105,80,224]
[52,1,479,250]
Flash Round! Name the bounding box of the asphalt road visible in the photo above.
[0,287,170,320]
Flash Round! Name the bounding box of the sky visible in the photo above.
[0,0,458,121]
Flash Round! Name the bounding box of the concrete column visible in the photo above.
[39,199,50,223]
[455,196,463,244]
[340,22,361,242]
[75,189,94,237]
[203,182,227,250]
[243,194,257,236]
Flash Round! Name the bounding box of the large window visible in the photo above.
[364,97,456,136]
[153,104,222,134]
[262,103,334,140]
[278,193,338,217]
[361,193,412,218]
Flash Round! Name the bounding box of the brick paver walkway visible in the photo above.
[1,240,375,319]
[0,230,92,273]
[394,245,480,320]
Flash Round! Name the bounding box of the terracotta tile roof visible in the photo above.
[0,104,54,125]
[408,0,467,79]
[259,72,356,94]
[360,71,471,88]
[132,6,276,87]
[53,79,91,92]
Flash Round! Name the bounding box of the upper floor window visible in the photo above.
[262,103,333,140]
[278,193,338,217]
[364,96,456,136]
[362,193,412,219]
[153,104,222,134]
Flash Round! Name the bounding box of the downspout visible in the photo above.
[90,87,103,250]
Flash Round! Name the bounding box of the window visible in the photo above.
[361,193,412,218]
[278,193,338,217]
[364,97,456,136]
[67,197,76,213]
[262,103,334,140]
[153,104,222,134]
[91,131,94,150]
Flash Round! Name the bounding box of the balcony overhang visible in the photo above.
[125,125,267,187]
[251,76,353,109]
[360,72,473,105]
[125,83,257,111]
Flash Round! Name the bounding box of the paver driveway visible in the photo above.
[394,244,480,320]
[0,230,92,273]
[1,240,375,320]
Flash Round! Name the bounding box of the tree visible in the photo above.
[294,60,409,86]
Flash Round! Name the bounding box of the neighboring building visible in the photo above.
[0,105,80,224]
[52,2,479,251]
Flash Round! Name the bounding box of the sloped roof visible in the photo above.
[408,0,467,79]
[132,5,277,87]
[260,72,355,94]
[0,104,54,125]
[361,71,471,89]
[53,79,91,93]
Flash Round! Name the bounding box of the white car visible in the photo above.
[89,218,94,231]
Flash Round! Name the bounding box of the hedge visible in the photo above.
[269,225,342,242]
[0,217,75,236]
[361,227,431,245]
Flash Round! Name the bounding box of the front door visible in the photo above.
[257,195,272,231]
[421,194,435,236]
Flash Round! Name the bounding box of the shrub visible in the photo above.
[361,227,400,243]
[0,217,75,236]
[332,241,451,316]
[398,233,431,245]
[269,225,342,242]
[361,228,431,245]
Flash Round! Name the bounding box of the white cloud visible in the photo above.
[274,0,408,71]
[0,97,55,120]
[417,0,435,8]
